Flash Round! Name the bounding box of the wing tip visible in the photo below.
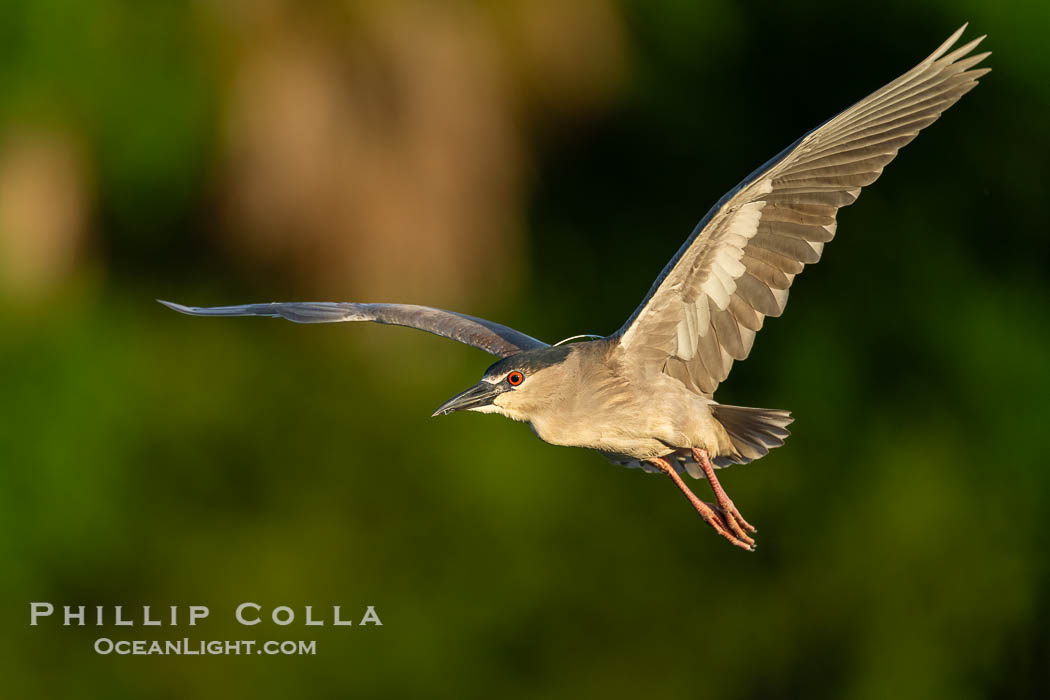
[940,23,968,53]
[157,299,196,315]
[926,23,974,64]
[928,24,990,70]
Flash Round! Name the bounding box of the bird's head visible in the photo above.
[431,345,575,422]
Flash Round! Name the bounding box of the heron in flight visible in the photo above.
[161,27,988,550]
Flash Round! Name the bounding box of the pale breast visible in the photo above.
[525,360,730,460]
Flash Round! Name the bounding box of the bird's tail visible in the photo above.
[710,404,793,467]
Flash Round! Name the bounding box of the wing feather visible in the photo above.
[158,300,547,358]
[613,27,988,394]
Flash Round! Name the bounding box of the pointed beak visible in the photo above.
[431,381,503,417]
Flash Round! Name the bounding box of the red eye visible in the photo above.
[507,371,524,386]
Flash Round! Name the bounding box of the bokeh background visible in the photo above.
[2,0,1048,697]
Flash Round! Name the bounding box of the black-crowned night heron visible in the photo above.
[161,27,987,551]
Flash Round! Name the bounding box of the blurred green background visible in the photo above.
[2,0,1048,697]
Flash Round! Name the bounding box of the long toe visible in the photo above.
[700,505,756,551]
[720,503,757,542]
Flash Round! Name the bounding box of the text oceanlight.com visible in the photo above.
[94,638,317,656]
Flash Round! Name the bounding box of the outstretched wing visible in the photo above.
[612,26,989,395]
[158,300,548,358]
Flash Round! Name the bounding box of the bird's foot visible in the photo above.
[648,456,756,552]
[701,502,756,552]
[692,448,756,545]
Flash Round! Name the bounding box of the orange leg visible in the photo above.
[648,456,755,552]
[692,448,756,542]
